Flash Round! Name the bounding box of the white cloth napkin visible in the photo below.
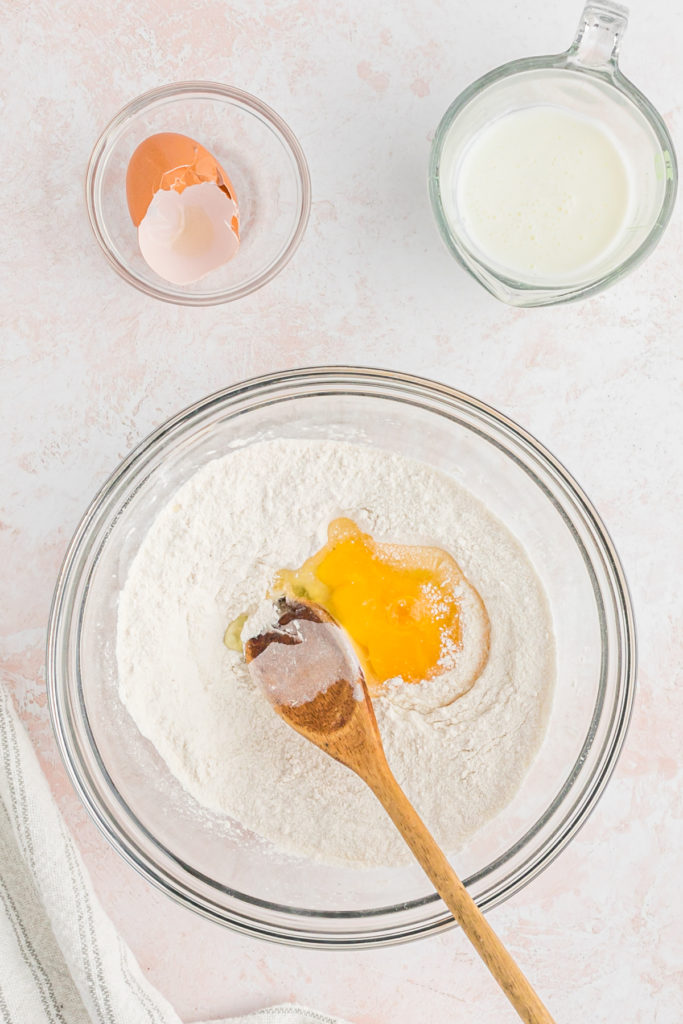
[0,684,350,1024]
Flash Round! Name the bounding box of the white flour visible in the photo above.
[116,439,555,867]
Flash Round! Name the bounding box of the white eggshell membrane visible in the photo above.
[137,181,240,285]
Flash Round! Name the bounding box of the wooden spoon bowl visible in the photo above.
[245,597,555,1024]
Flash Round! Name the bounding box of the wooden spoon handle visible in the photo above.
[366,766,556,1024]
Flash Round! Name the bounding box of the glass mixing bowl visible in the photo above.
[47,368,635,947]
[86,82,311,306]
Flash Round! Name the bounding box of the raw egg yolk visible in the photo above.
[273,518,471,690]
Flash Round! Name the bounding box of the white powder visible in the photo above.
[116,439,555,867]
[246,616,366,707]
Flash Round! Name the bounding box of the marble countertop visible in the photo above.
[2,0,682,1021]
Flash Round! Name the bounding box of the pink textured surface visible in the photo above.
[2,1,682,1021]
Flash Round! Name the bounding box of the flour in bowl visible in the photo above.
[116,439,555,867]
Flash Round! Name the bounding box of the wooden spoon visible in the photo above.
[245,598,555,1024]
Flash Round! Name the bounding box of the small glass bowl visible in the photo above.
[86,82,311,306]
[47,368,636,948]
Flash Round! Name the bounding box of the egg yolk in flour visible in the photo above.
[271,517,487,691]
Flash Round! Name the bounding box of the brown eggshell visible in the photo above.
[125,132,239,230]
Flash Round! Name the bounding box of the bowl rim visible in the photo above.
[47,366,637,947]
[85,80,312,306]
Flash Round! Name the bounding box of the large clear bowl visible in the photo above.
[47,368,635,947]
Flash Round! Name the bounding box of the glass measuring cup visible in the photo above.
[429,3,677,307]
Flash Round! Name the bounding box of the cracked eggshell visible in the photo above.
[125,132,239,230]
[125,132,240,285]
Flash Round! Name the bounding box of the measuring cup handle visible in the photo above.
[566,1,629,71]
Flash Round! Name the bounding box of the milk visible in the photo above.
[454,106,633,283]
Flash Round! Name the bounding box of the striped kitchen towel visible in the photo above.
[0,685,349,1024]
